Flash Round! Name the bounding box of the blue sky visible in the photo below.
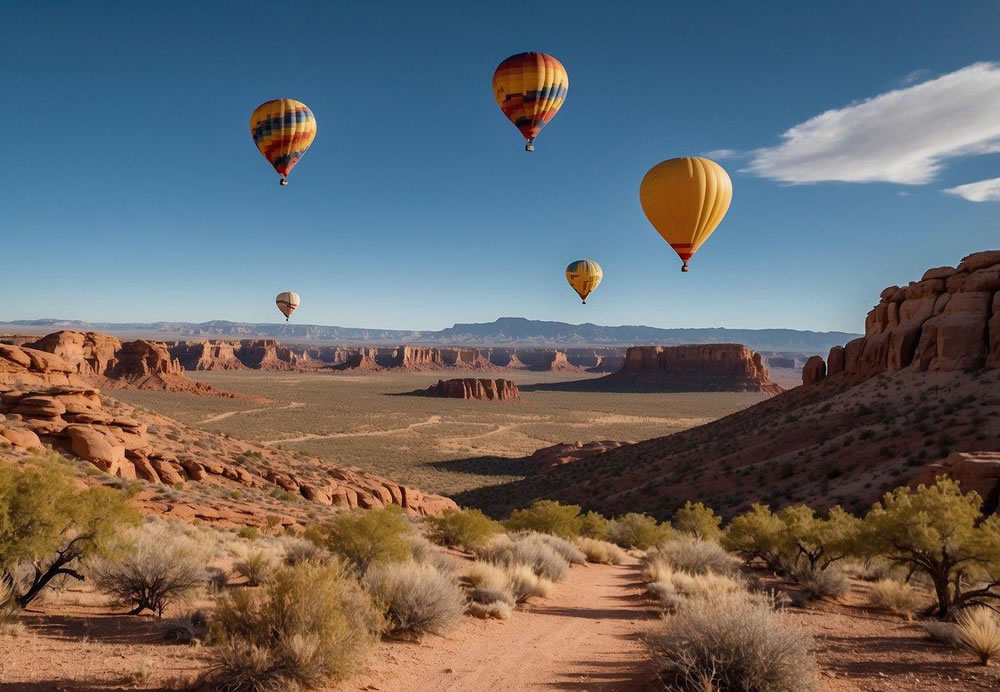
[1,1,997,333]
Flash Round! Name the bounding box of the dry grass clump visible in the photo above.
[425,508,504,550]
[467,600,513,620]
[647,591,817,691]
[867,579,924,620]
[282,539,327,566]
[530,533,586,565]
[364,561,465,637]
[459,561,551,605]
[476,534,570,581]
[644,563,745,611]
[575,537,626,565]
[505,564,554,603]
[654,537,738,576]
[0,581,23,636]
[793,565,850,602]
[203,562,381,690]
[956,606,1000,666]
[461,561,510,593]
[234,550,279,587]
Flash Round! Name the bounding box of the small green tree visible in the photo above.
[777,504,860,572]
[307,508,412,572]
[506,500,583,538]
[607,513,673,550]
[673,501,723,542]
[579,511,610,540]
[0,456,139,607]
[425,508,503,550]
[861,477,1000,619]
[721,504,785,570]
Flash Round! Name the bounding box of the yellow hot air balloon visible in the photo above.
[639,157,732,272]
[250,99,317,185]
[492,52,568,151]
[275,291,300,321]
[565,259,603,304]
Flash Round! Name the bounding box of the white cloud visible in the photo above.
[747,62,1000,185]
[702,148,742,160]
[944,177,1000,202]
[899,68,931,85]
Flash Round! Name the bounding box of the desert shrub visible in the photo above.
[924,620,962,647]
[646,591,817,691]
[476,534,569,581]
[793,565,850,601]
[307,508,412,573]
[579,511,610,540]
[237,526,260,541]
[364,561,465,637]
[506,500,583,538]
[672,501,723,542]
[656,537,738,575]
[575,537,626,565]
[282,539,326,566]
[957,607,1000,665]
[860,477,1000,618]
[607,513,673,550]
[206,566,229,592]
[234,550,279,587]
[867,579,924,619]
[646,564,745,605]
[778,504,860,572]
[467,586,514,606]
[722,503,785,570]
[505,564,554,603]
[529,533,586,565]
[467,600,512,620]
[90,523,208,617]
[460,561,510,593]
[0,454,139,607]
[426,508,503,550]
[205,562,381,690]
[0,580,20,635]
[406,533,434,564]
[163,610,209,644]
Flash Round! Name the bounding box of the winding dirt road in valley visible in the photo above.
[335,559,658,692]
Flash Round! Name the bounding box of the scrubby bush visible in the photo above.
[467,586,514,607]
[467,600,512,620]
[505,564,554,603]
[364,561,465,637]
[234,550,279,587]
[722,504,786,570]
[867,579,924,619]
[282,539,326,566]
[957,607,1000,665]
[461,561,510,594]
[607,513,673,550]
[205,562,382,690]
[476,534,569,581]
[672,501,723,542]
[579,511,610,540]
[778,504,860,572]
[655,537,738,575]
[506,500,583,539]
[793,565,850,601]
[307,508,412,572]
[646,592,817,691]
[90,523,207,617]
[643,562,745,609]
[531,533,586,565]
[426,508,503,550]
[0,455,139,607]
[575,537,626,565]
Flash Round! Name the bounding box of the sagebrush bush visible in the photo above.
[468,600,512,620]
[468,586,514,606]
[505,564,554,603]
[364,561,465,637]
[234,550,279,587]
[461,561,510,593]
[646,591,817,691]
[308,508,412,572]
[529,533,586,565]
[645,563,745,609]
[283,539,326,566]
[206,562,381,690]
[476,534,569,581]
[579,511,610,540]
[90,524,208,617]
[575,537,626,565]
[867,579,924,619]
[794,565,850,601]
[506,500,583,538]
[656,537,738,575]
[426,509,503,550]
[957,607,1000,665]
[607,513,673,550]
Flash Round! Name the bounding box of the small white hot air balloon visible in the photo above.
[275,291,300,321]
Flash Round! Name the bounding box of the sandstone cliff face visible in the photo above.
[804,250,1000,383]
[412,378,520,401]
[26,331,121,376]
[527,440,631,472]
[169,341,246,371]
[606,344,783,393]
[913,452,1000,514]
[236,340,311,371]
[376,346,495,370]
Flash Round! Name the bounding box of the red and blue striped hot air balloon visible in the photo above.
[492,52,568,151]
[250,99,317,185]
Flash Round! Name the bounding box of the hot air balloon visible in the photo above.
[492,52,568,151]
[639,157,732,272]
[250,99,317,186]
[565,259,603,304]
[275,292,300,321]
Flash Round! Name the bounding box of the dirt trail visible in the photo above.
[336,559,658,692]
[198,401,304,424]
[262,415,443,446]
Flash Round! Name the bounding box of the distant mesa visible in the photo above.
[407,378,520,402]
[526,440,632,472]
[523,344,784,394]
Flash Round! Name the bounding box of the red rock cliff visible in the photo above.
[413,378,520,401]
[602,344,782,393]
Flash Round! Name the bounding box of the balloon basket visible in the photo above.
[279,178,288,186]
[525,142,535,152]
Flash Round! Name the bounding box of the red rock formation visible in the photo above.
[411,378,520,401]
[802,356,827,386]
[597,344,783,393]
[168,341,246,370]
[913,452,1000,513]
[801,250,1000,382]
[527,440,631,472]
[236,339,310,370]
[26,331,121,376]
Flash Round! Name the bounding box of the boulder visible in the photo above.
[64,425,126,474]
[802,356,827,386]
[0,426,42,450]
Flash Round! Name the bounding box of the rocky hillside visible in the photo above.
[408,378,521,401]
[0,342,456,529]
[457,251,1000,520]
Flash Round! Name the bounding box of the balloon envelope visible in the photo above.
[565,259,603,303]
[639,157,732,271]
[275,291,300,320]
[492,52,568,150]
[250,99,317,184]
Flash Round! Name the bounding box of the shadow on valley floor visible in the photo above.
[0,682,172,692]
[426,454,535,479]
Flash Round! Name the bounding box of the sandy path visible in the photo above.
[198,401,304,424]
[262,415,444,446]
[336,560,658,692]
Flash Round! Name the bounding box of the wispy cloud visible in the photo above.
[701,148,742,160]
[899,68,932,86]
[944,177,1000,202]
[747,62,1000,185]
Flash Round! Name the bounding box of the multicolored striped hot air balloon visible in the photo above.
[275,291,300,321]
[565,259,603,304]
[492,52,568,151]
[250,99,317,186]
[639,157,733,272]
